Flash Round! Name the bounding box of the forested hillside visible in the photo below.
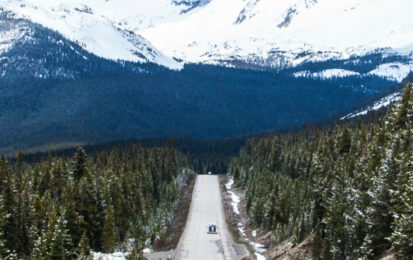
[229,83,413,258]
[2,63,393,153]
[0,143,188,258]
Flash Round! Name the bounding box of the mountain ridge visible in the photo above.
[142,0,413,70]
[1,1,184,69]
[2,0,413,77]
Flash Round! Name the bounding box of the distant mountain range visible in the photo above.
[0,0,412,153]
[2,0,413,72]
[142,0,413,69]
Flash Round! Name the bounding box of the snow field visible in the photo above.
[1,0,183,69]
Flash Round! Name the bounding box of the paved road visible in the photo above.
[174,175,248,260]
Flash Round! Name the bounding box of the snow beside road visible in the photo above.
[251,241,267,260]
[92,252,129,260]
[225,178,241,215]
[226,177,267,259]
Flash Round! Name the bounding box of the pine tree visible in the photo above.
[0,136,187,257]
[338,127,352,154]
[73,147,87,181]
[77,175,102,251]
[361,148,394,257]
[42,206,73,259]
[102,204,116,253]
[3,163,18,256]
[49,209,73,259]
[395,83,412,128]
[77,232,91,258]
[270,136,281,172]
[0,155,7,194]
[0,195,7,255]
[63,194,83,250]
[390,148,413,255]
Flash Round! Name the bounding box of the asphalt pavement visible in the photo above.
[173,175,248,260]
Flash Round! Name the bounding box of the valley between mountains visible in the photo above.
[0,0,413,259]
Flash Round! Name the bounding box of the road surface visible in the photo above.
[174,175,248,260]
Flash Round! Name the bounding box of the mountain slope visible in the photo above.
[3,0,413,75]
[0,18,396,153]
[0,16,162,80]
[141,0,413,70]
[0,1,411,153]
[1,17,90,79]
[1,0,184,69]
[341,72,413,119]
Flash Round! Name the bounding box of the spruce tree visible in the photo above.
[390,147,413,255]
[73,147,87,181]
[78,232,91,258]
[102,204,116,253]
[49,209,73,259]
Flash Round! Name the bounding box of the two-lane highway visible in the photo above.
[174,175,248,260]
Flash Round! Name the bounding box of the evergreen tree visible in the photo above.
[102,204,116,253]
[0,143,187,257]
[49,208,73,259]
[390,147,413,255]
[0,195,7,255]
[73,147,87,181]
[228,83,413,259]
[77,232,91,258]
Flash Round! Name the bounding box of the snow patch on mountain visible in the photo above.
[368,62,413,82]
[0,19,31,54]
[294,69,360,79]
[293,63,413,83]
[341,92,401,120]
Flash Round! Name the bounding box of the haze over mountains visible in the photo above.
[1,0,413,152]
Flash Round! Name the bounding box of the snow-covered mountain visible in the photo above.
[2,0,412,152]
[142,0,413,70]
[2,0,413,77]
[0,15,164,80]
[1,0,188,69]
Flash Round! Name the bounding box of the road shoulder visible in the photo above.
[219,175,251,260]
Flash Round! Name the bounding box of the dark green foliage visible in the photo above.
[0,144,188,258]
[73,148,87,181]
[229,83,413,258]
[102,205,116,253]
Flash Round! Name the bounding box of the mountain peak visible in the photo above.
[2,0,413,72]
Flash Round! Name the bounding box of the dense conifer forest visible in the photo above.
[229,83,413,258]
[0,143,188,258]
